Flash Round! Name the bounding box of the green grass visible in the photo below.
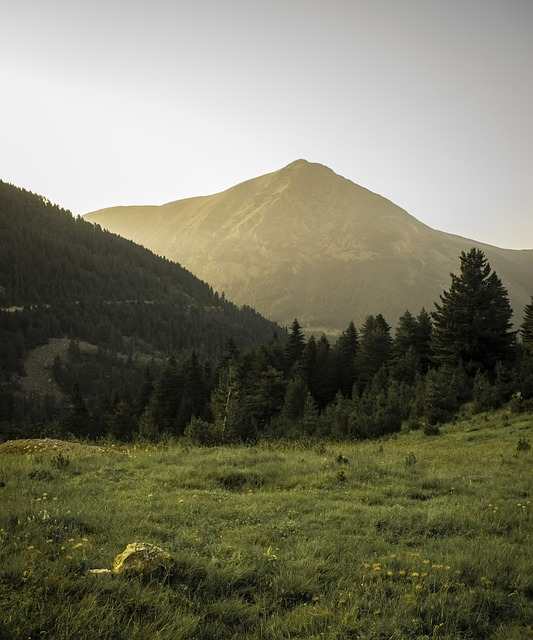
[1,410,532,640]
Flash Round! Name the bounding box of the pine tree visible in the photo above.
[414,308,433,372]
[394,311,418,358]
[64,382,91,437]
[423,368,459,425]
[301,335,317,390]
[285,319,305,371]
[283,377,308,421]
[522,297,533,352]
[356,314,392,388]
[108,399,136,440]
[432,248,515,372]
[313,335,337,408]
[145,356,182,434]
[336,321,359,397]
[176,351,208,433]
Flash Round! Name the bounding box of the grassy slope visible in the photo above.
[0,411,532,640]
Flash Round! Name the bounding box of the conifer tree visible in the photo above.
[336,321,359,397]
[177,351,208,433]
[522,297,533,352]
[313,335,337,408]
[432,248,515,372]
[414,308,433,372]
[285,319,306,371]
[143,356,182,435]
[302,335,317,390]
[356,314,392,388]
[283,376,308,421]
[394,311,418,358]
[64,382,91,437]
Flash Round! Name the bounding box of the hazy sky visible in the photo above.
[1,0,532,248]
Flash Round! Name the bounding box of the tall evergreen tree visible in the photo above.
[356,314,392,388]
[177,351,209,433]
[313,335,337,408]
[285,319,306,371]
[64,382,91,437]
[522,297,533,352]
[414,308,433,372]
[283,376,308,421]
[336,321,359,397]
[432,248,515,372]
[143,356,183,435]
[394,310,418,358]
[301,335,317,390]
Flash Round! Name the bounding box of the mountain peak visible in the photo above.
[85,164,533,333]
[282,158,331,173]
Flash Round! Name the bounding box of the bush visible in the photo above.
[472,372,499,412]
[50,452,70,469]
[216,471,264,491]
[423,421,440,436]
[185,417,229,446]
[423,368,459,425]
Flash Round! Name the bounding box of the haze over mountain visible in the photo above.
[86,160,533,333]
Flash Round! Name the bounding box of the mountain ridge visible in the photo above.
[85,160,533,332]
[0,180,281,367]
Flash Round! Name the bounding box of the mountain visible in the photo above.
[0,180,281,377]
[85,160,533,333]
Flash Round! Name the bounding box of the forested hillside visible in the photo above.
[0,181,282,435]
[0,180,280,362]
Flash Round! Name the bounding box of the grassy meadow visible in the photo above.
[0,410,532,640]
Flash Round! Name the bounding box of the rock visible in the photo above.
[87,568,113,576]
[112,542,176,578]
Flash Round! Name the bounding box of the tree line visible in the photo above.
[4,247,532,442]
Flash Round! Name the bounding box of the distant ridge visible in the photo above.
[86,160,533,332]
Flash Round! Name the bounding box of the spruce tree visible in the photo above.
[432,248,515,372]
[313,335,337,408]
[336,321,359,397]
[145,356,183,434]
[177,351,208,433]
[285,319,306,371]
[64,383,91,437]
[414,308,433,372]
[356,314,392,388]
[394,311,418,358]
[302,335,317,390]
[522,297,533,352]
[283,377,308,421]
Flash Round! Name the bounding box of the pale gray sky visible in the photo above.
[1,0,532,248]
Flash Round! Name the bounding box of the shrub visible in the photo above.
[216,471,264,491]
[472,372,499,412]
[50,452,70,469]
[185,417,228,446]
[423,421,440,436]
